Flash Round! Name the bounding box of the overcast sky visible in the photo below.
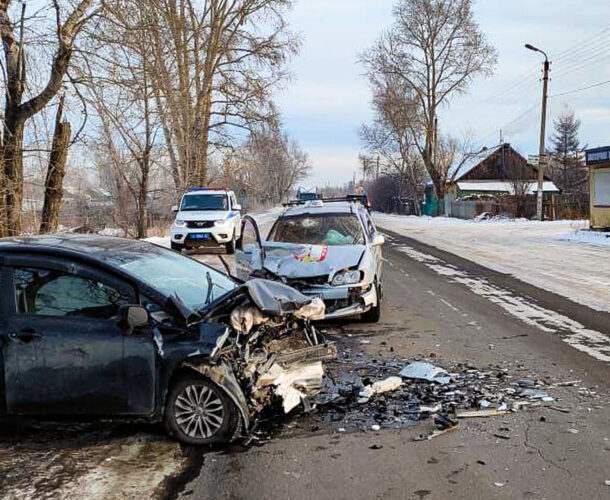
[276,0,610,187]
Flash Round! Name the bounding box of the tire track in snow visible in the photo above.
[398,245,610,362]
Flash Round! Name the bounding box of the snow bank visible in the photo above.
[374,213,610,313]
[554,229,610,247]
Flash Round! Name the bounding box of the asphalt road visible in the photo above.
[1,226,609,500]
[174,229,610,500]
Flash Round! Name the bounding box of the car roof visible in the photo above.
[183,190,230,196]
[280,201,364,217]
[0,234,165,269]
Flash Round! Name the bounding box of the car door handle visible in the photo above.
[9,329,42,343]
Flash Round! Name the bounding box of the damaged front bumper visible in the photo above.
[296,283,378,320]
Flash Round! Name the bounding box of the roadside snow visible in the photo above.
[374,214,610,313]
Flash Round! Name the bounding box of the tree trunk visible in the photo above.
[136,159,149,239]
[2,115,25,236]
[40,97,71,234]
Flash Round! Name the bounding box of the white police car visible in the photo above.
[170,189,242,253]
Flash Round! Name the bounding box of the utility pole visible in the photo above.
[526,43,550,220]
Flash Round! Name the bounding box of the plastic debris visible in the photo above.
[359,376,402,401]
[456,409,510,418]
[399,361,451,385]
[519,388,553,399]
[371,424,381,431]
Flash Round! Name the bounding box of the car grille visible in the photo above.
[186,220,215,229]
[286,275,329,288]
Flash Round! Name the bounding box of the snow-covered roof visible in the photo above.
[457,181,559,194]
[448,144,504,181]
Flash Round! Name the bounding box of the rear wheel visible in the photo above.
[361,282,381,323]
[170,241,184,253]
[164,374,238,445]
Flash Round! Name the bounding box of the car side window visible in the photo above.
[13,267,134,320]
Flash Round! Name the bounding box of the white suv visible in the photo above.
[170,189,242,253]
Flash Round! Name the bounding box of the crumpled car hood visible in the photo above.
[261,242,365,279]
[239,278,319,315]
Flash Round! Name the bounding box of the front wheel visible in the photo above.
[164,374,239,445]
[225,232,236,254]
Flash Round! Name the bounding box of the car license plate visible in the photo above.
[189,233,211,240]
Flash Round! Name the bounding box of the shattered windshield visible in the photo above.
[268,213,364,246]
[181,194,228,211]
[119,248,236,311]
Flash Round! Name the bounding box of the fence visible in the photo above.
[447,194,589,220]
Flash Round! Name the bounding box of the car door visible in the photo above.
[1,256,142,415]
[363,210,384,282]
[235,215,265,281]
[230,193,242,238]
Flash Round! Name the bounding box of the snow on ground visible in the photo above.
[374,214,610,313]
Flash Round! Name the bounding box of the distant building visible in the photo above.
[586,146,610,230]
[422,143,559,218]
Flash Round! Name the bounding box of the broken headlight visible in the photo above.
[331,269,362,286]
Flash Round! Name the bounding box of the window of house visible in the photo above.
[594,169,610,206]
[14,267,134,320]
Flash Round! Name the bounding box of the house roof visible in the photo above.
[448,144,504,181]
[456,181,559,194]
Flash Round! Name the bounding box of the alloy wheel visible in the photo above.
[174,384,225,439]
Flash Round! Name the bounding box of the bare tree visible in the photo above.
[145,0,298,193]
[360,75,426,213]
[39,95,71,233]
[361,0,496,210]
[0,0,99,236]
[80,0,163,238]
[220,126,310,205]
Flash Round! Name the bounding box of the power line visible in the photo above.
[471,101,540,150]
[550,79,610,97]
[552,50,610,79]
[553,27,610,62]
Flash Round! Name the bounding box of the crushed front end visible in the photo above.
[183,279,337,438]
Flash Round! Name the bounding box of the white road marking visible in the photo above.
[398,245,610,362]
[440,298,460,312]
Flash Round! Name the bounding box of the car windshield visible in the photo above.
[268,213,364,246]
[181,194,228,211]
[119,247,236,311]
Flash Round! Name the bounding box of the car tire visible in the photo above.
[225,232,236,254]
[170,241,184,253]
[164,374,239,445]
[361,282,381,323]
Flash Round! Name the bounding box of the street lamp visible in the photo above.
[525,43,550,221]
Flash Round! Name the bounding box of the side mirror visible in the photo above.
[233,203,242,211]
[119,305,150,335]
[171,205,179,213]
[372,234,385,246]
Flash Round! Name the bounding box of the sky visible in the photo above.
[275,0,610,187]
